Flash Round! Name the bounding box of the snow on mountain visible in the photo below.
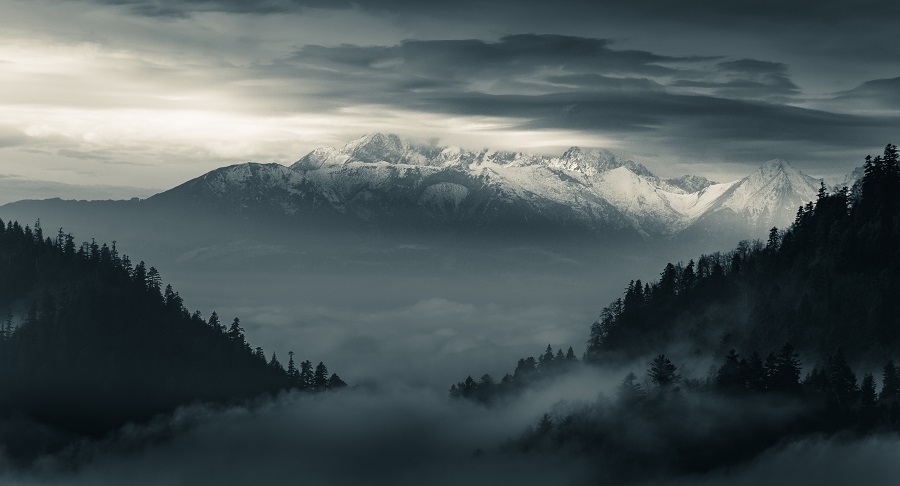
[154,133,829,240]
[688,158,822,235]
[665,175,716,194]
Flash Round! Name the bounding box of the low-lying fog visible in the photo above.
[5,374,900,486]
[0,201,678,388]
[168,256,639,389]
[16,204,880,484]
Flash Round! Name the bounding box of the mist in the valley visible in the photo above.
[1,358,898,486]
[1,198,848,485]
[0,367,626,486]
[0,198,694,388]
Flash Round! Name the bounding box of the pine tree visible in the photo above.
[268,352,284,372]
[328,373,347,389]
[314,361,328,390]
[514,357,538,380]
[659,263,677,296]
[769,343,802,393]
[648,354,679,389]
[227,318,246,347]
[618,372,645,404]
[715,349,744,393]
[208,311,225,333]
[147,266,162,294]
[286,351,299,386]
[679,259,696,293]
[539,344,555,371]
[880,360,900,405]
[859,373,878,429]
[744,351,767,392]
[299,360,314,390]
[766,227,781,251]
[826,348,858,409]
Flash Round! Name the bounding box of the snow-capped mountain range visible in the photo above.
[154,133,847,241]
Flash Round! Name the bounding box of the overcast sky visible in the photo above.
[1,0,899,190]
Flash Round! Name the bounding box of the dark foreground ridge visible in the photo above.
[452,143,900,482]
[0,222,345,460]
[586,143,900,362]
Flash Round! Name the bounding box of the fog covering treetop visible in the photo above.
[0,221,345,459]
[447,144,900,482]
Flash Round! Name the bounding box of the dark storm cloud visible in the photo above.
[718,59,790,76]
[11,0,899,181]
[264,36,897,170]
[292,35,700,80]
[543,74,665,92]
[671,59,801,100]
[90,0,336,16]
[87,0,900,21]
[833,77,900,109]
[586,0,900,23]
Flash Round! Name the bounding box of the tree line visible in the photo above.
[584,143,900,363]
[509,342,900,480]
[0,219,345,457]
[449,344,578,404]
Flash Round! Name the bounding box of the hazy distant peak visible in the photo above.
[664,174,716,193]
[560,146,617,162]
[552,146,654,178]
[758,158,795,173]
[696,157,822,228]
[745,158,818,186]
[832,165,864,190]
[342,133,408,163]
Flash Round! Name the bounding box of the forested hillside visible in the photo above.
[447,144,900,482]
[585,143,900,363]
[0,221,345,458]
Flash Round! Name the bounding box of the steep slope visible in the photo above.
[448,146,900,486]
[0,220,344,459]
[586,144,900,362]
[686,158,822,239]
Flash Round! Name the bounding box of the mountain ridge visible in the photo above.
[150,133,840,242]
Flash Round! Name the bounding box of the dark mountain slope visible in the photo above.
[0,221,344,460]
[585,143,900,363]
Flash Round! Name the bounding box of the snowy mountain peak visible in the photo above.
[174,136,848,243]
[552,146,654,178]
[291,146,349,171]
[747,158,817,189]
[758,158,795,174]
[342,133,409,163]
[698,158,821,229]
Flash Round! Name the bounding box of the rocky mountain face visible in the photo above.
[152,133,834,242]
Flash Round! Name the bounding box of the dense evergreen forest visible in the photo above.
[585,143,900,362]
[450,144,900,480]
[0,222,345,458]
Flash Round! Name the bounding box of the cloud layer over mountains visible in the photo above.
[1,0,898,191]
